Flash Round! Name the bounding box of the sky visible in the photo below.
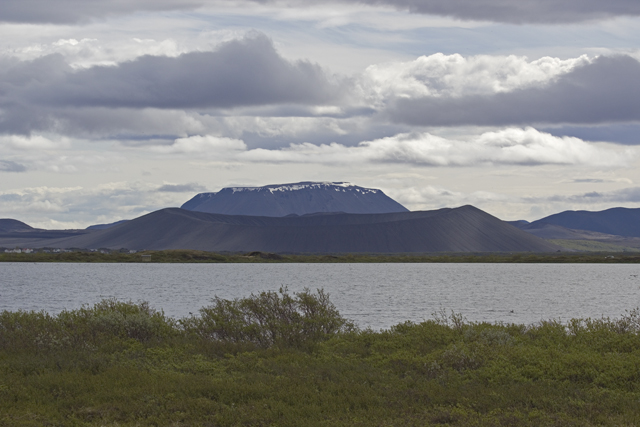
[2,0,640,228]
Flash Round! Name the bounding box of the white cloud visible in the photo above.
[0,182,190,228]
[0,147,121,175]
[359,53,591,106]
[389,185,509,211]
[154,135,247,154]
[470,128,629,166]
[388,184,640,221]
[0,134,71,150]
[2,29,237,69]
[239,127,634,167]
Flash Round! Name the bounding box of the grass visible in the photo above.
[549,239,640,253]
[4,249,640,263]
[2,290,640,426]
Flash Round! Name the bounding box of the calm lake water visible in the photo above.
[2,263,640,330]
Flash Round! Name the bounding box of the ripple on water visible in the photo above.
[1,262,640,330]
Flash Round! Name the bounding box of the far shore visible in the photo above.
[1,249,639,263]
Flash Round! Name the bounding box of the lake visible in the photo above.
[2,262,640,330]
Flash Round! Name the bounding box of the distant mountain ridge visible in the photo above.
[0,206,560,253]
[0,219,33,233]
[526,207,640,238]
[86,220,129,230]
[181,182,409,216]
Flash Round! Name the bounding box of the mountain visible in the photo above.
[181,193,216,211]
[528,207,640,237]
[506,220,529,228]
[515,223,622,240]
[86,220,130,230]
[0,219,33,233]
[10,206,559,253]
[181,182,409,216]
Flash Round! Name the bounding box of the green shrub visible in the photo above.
[57,299,177,348]
[0,310,61,352]
[183,287,355,348]
[0,299,176,354]
[3,296,640,426]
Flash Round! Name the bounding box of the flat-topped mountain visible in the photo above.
[13,205,559,253]
[181,182,409,216]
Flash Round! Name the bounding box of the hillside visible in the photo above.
[21,206,559,253]
[181,182,409,216]
[0,218,33,233]
[528,207,640,237]
[86,220,129,230]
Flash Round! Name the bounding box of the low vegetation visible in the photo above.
[4,249,640,263]
[2,289,640,426]
[548,239,640,253]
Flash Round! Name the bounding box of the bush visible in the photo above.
[183,287,355,348]
[0,299,176,353]
[0,310,60,351]
[57,299,177,345]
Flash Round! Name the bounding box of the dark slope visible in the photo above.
[529,207,640,237]
[506,220,529,228]
[0,218,34,232]
[182,182,408,216]
[0,227,92,248]
[181,193,216,211]
[86,220,129,230]
[53,206,560,253]
[517,223,620,240]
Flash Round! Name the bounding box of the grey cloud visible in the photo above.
[387,55,640,128]
[0,55,73,135]
[358,0,640,24]
[0,183,181,228]
[157,183,207,193]
[32,35,340,110]
[0,0,202,24]
[542,124,640,145]
[531,187,640,204]
[572,179,606,183]
[2,0,640,24]
[0,35,343,136]
[0,160,26,172]
[585,188,640,203]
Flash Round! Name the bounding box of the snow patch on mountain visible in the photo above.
[181,181,406,217]
[228,182,380,194]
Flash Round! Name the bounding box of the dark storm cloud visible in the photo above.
[157,183,207,193]
[2,0,640,24]
[31,35,341,109]
[0,160,26,172]
[387,55,640,128]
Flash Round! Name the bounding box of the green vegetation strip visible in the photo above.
[3,249,640,263]
[549,239,640,253]
[2,289,640,426]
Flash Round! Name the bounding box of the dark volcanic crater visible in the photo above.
[18,205,559,253]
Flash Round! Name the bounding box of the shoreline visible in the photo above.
[1,249,640,263]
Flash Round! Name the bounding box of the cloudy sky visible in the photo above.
[2,0,640,228]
